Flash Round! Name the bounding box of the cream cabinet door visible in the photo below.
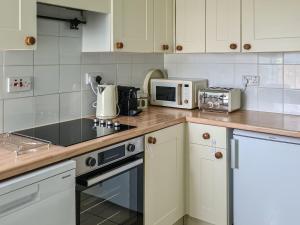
[206,0,241,52]
[145,124,185,225]
[175,0,205,53]
[242,0,300,52]
[0,0,36,50]
[188,144,228,225]
[154,0,174,53]
[113,0,154,52]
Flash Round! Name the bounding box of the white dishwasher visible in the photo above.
[0,160,76,225]
[232,130,300,225]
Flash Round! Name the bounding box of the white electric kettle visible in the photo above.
[95,84,119,119]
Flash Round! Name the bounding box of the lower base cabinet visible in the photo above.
[144,123,230,225]
[145,124,185,225]
[187,123,230,225]
[187,145,228,225]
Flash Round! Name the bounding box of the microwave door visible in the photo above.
[155,85,177,102]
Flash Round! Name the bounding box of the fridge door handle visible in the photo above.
[231,139,239,169]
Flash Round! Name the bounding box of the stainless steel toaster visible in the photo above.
[198,87,241,112]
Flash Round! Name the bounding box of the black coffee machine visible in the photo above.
[117,86,142,116]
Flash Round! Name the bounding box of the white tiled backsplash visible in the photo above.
[0,18,164,133]
[1,21,300,134]
[165,53,300,115]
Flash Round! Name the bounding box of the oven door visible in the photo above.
[76,153,144,225]
[151,82,183,107]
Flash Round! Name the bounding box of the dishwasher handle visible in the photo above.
[0,184,39,218]
[82,158,143,187]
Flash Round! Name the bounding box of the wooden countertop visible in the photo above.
[0,106,300,181]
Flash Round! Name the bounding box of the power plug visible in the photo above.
[85,72,103,85]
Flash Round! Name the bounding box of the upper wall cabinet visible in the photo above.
[175,0,206,53]
[206,0,241,53]
[38,0,110,13]
[113,0,154,52]
[242,0,300,52]
[154,0,174,53]
[0,0,36,50]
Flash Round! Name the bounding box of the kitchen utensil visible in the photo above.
[95,84,119,119]
[143,69,166,98]
[117,86,142,116]
[150,78,208,109]
[198,87,241,113]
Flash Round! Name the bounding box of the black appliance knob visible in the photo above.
[86,157,96,167]
[127,144,136,152]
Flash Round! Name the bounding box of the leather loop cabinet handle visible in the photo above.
[215,152,223,159]
[116,42,124,49]
[230,43,238,50]
[202,133,210,140]
[148,137,157,144]
[243,43,251,50]
[25,36,36,46]
[176,45,183,51]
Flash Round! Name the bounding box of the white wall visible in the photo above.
[0,18,163,133]
[165,53,300,115]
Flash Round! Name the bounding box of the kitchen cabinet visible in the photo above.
[0,0,36,50]
[154,0,174,53]
[206,0,241,53]
[145,123,185,225]
[242,0,300,52]
[113,0,154,52]
[186,123,230,225]
[38,0,110,13]
[175,0,206,53]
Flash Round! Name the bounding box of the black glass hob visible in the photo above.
[14,119,136,147]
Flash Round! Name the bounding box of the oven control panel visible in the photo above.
[73,136,144,176]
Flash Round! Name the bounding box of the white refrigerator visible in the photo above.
[232,130,300,225]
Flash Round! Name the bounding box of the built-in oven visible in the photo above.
[73,136,144,225]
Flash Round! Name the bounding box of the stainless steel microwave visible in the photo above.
[150,78,208,109]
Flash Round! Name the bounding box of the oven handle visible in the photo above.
[84,158,143,187]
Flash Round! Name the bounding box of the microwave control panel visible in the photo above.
[182,83,191,105]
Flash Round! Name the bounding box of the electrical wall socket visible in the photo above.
[242,75,260,86]
[7,76,33,93]
[85,72,103,85]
